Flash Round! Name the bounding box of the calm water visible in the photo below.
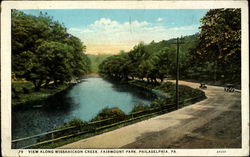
[12,76,156,139]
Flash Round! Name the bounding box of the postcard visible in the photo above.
[1,0,249,156]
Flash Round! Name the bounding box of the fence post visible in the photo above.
[51,132,54,144]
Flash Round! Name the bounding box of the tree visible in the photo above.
[12,10,90,90]
[195,9,241,83]
[155,47,176,81]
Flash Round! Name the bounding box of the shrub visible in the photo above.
[156,82,175,94]
[56,119,88,130]
[131,104,149,113]
[150,99,166,108]
[92,107,126,121]
[67,119,87,129]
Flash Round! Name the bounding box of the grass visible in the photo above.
[12,81,69,107]
[129,80,205,102]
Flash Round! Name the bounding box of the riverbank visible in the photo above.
[59,80,242,149]
[13,75,207,149]
[101,75,206,106]
[12,81,70,108]
[32,76,205,148]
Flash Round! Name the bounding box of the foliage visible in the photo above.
[58,119,88,130]
[87,54,112,73]
[92,107,126,121]
[156,82,176,93]
[12,81,68,107]
[99,35,198,83]
[99,9,241,85]
[131,104,150,113]
[190,9,241,83]
[157,81,205,101]
[150,98,165,108]
[130,80,205,106]
[12,10,90,90]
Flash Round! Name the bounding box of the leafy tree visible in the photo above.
[155,47,176,81]
[12,10,90,90]
[194,9,241,83]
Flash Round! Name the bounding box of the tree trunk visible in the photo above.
[32,80,38,91]
[45,79,51,87]
[214,61,217,84]
[153,78,157,83]
[33,79,43,91]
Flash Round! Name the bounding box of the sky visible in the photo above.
[22,9,208,55]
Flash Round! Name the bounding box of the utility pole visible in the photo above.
[173,37,184,109]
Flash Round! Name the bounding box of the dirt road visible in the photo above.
[59,81,241,148]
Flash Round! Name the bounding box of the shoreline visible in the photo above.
[12,73,99,108]
[59,80,241,149]
[12,83,71,109]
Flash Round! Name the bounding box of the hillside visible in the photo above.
[87,54,112,73]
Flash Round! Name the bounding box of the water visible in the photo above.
[12,76,156,139]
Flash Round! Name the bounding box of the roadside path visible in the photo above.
[59,80,241,148]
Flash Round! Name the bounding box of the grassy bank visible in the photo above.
[12,81,69,107]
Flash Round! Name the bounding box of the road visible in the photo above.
[59,80,241,148]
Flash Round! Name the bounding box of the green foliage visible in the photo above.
[150,98,170,108]
[87,54,112,73]
[99,9,240,85]
[130,80,205,106]
[157,81,205,101]
[12,10,90,90]
[99,35,199,83]
[156,82,176,93]
[191,9,241,83]
[57,119,88,130]
[131,104,150,113]
[12,81,68,107]
[129,80,157,89]
[92,107,126,121]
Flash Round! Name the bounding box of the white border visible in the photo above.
[1,1,249,156]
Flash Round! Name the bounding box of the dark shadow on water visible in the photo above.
[103,78,157,101]
[12,86,75,139]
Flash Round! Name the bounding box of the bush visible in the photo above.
[56,119,88,130]
[129,80,157,89]
[131,104,149,113]
[92,107,126,121]
[150,98,166,108]
[156,82,175,94]
[157,82,205,101]
[67,119,87,128]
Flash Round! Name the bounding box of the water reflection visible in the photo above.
[12,76,156,139]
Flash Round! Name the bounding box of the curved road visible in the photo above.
[59,81,241,148]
